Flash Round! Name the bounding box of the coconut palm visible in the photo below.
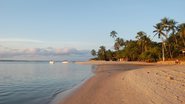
[177,23,185,46]
[153,23,166,61]
[116,37,124,46]
[106,49,113,61]
[114,42,120,50]
[98,46,106,60]
[168,19,177,34]
[154,17,177,60]
[136,31,151,53]
[114,37,124,50]
[91,49,96,56]
[161,17,169,32]
[110,31,117,40]
[167,19,177,58]
[153,23,165,38]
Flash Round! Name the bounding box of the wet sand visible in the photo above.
[59,63,185,104]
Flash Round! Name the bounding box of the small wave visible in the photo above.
[0,90,12,97]
[52,89,67,98]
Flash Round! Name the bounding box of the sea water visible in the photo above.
[0,61,93,104]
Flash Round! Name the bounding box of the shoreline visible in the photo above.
[50,73,94,104]
[58,62,185,104]
[76,60,185,65]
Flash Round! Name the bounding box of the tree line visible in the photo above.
[91,17,185,62]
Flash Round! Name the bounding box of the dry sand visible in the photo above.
[59,62,185,104]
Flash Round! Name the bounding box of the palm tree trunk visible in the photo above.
[168,44,173,59]
[162,42,165,61]
[164,31,173,59]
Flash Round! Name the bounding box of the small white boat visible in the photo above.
[49,60,55,64]
[62,60,69,64]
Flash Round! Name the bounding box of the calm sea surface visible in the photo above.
[0,62,93,104]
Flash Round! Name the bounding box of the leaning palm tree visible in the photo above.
[110,31,117,40]
[153,23,166,61]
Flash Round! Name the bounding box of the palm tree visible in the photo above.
[114,37,124,50]
[167,19,177,58]
[136,31,145,53]
[161,17,169,32]
[153,23,166,61]
[168,19,177,34]
[153,23,165,38]
[114,42,120,51]
[154,17,177,60]
[106,49,113,61]
[91,49,96,56]
[110,31,117,40]
[136,31,151,53]
[116,38,124,46]
[177,23,185,46]
[98,46,106,60]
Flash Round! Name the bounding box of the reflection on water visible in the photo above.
[0,62,92,104]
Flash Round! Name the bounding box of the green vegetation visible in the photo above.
[91,17,185,62]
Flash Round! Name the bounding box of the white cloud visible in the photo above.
[0,46,91,61]
[0,38,92,60]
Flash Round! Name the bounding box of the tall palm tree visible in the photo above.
[154,17,177,60]
[114,37,124,50]
[110,31,117,40]
[153,23,166,61]
[153,23,165,38]
[136,31,151,53]
[136,31,146,53]
[161,17,169,32]
[167,19,177,58]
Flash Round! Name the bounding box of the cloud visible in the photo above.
[0,46,91,60]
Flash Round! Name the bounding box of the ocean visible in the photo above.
[0,61,93,104]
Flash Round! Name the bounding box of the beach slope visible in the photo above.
[60,64,185,104]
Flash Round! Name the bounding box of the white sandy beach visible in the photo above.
[59,62,185,104]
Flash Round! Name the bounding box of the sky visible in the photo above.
[0,0,185,60]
